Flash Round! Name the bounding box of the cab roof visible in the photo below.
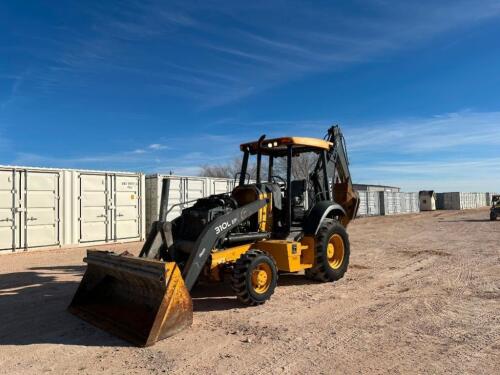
[240,136,333,156]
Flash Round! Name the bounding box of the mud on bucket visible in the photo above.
[68,250,193,347]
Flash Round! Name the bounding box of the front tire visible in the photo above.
[305,220,350,282]
[231,250,278,306]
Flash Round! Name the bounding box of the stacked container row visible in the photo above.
[0,165,145,253]
[146,175,422,222]
[436,192,488,210]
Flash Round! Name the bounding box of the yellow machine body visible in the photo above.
[208,237,316,278]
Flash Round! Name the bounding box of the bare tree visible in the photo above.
[274,153,318,180]
[201,153,317,181]
[199,153,318,181]
[199,157,258,179]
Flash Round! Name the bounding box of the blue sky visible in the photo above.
[1,0,500,191]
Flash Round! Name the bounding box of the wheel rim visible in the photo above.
[251,263,272,294]
[327,234,345,270]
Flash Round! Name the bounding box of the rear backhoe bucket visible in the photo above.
[68,250,193,347]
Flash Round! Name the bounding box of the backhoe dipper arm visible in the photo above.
[182,199,267,290]
[310,126,359,225]
[329,126,359,224]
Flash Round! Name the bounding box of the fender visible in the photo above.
[303,201,346,235]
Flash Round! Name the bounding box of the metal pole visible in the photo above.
[268,156,274,182]
[286,145,293,229]
[239,150,249,186]
[159,178,171,222]
[322,150,331,201]
[256,151,262,184]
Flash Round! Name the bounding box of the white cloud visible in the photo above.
[3,107,499,192]
[1,71,29,111]
[352,158,500,192]
[201,111,500,192]
[13,1,500,108]
[345,110,500,153]
[148,143,168,150]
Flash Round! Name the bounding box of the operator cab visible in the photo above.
[236,136,336,237]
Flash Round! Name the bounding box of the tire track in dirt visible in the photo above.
[1,208,499,374]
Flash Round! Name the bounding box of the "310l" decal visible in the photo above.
[214,218,238,235]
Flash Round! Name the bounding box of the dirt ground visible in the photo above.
[0,208,498,374]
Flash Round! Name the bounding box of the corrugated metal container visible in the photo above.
[353,184,400,193]
[402,192,420,213]
[0,165,145,253]
[210,177,237,196]
[379,192,419,215]
[356,191,381,216]
[436,192,488,210]
[356,191,368,216]
[419,191,437,211]
[145,175,239,230]
[146,175,210,229]
[436,193,444,210]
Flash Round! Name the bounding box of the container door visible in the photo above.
[0,170,17,251]
[371,192,380,216]
[356,191,366,216]
[22,171,60,248]
[165,177,183,221]
[404,193,411,213]
[79,174,109,242]
[184,177,207,202]
[114,175,141,240]
[212,179,231,195]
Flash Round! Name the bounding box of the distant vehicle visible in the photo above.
[490,195,500,221]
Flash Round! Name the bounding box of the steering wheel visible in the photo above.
[270,175,286,186]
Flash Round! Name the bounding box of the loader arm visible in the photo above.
[182,199,267,290]
[137,188,267,290]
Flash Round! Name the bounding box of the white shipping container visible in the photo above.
[436,192,489,210]
[419,191,437,211]
[356,191,368,216]
[380,192,419,215]
[356,191,381,217]
[146,175,236,230]
[0,165,145,253]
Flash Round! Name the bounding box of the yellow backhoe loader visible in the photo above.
[69,125,359,346]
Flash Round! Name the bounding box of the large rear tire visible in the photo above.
[305,220,350,282]
[491,212,497,221]
[231,250,278,306]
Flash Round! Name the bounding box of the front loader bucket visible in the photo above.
[68,250,192,347]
